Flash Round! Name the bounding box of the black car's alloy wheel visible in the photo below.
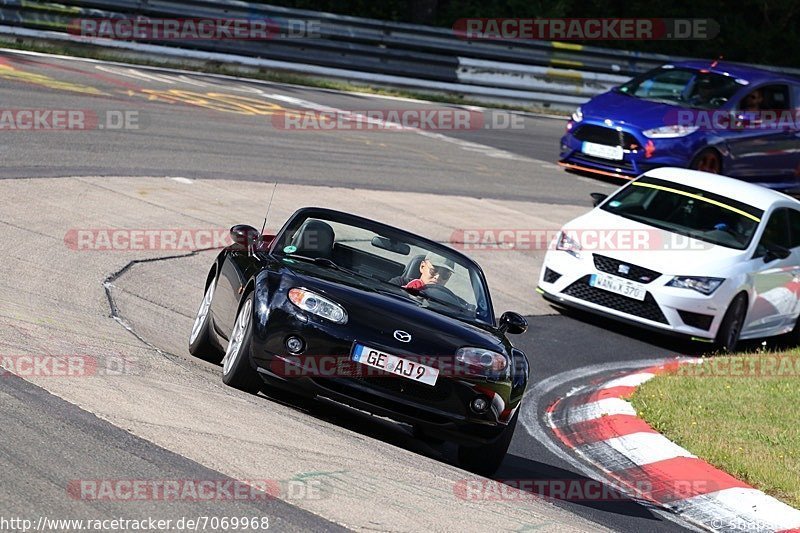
[221,293,262,393]
[189,277,224,363]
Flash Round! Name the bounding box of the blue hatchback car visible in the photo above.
[559,61,800,192]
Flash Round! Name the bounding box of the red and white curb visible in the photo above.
[547,360,800,533]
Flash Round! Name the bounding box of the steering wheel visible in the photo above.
[420,284,472,310]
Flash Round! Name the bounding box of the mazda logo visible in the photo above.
[393,330,411,343]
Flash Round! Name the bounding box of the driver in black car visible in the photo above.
[401,253,455,290]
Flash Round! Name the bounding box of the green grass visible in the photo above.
[631,353,800,508]
[0,37,568,115]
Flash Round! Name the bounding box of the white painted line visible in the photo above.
[169,177,193,184]
[552,397,637,426]
[600,372,655,389]
[580,432,695,468]
[674,487,800,532]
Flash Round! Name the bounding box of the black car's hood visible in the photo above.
[283,266,506,356]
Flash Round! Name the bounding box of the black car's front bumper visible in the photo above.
[248,308,517,446]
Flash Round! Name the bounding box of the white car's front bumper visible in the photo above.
[538,250,733,341]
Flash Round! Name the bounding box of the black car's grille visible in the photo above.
[678,310,714,331]
[562,275,668,324]
[573,124,639,149]
[593,254,661,284]
[543,267,562,283]
[348,375,451,402]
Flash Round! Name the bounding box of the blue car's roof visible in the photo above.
[670,60,799,85]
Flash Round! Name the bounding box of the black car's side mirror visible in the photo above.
[763,244,791,263]
[230,224,260,251]
[590,192,608,207]
[499,312,528,335]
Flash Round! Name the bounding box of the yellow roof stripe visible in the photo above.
[632,181,761,222]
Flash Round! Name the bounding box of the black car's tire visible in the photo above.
[189,277,224,363]
[221,293,262,394]
[690,148,722,174]
[457,410,518,477]
[715,293,747,353]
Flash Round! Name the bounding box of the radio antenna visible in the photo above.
[262,181,277,234]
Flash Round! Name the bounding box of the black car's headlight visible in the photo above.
[456,347,508,376]
[288,288,347,324]
[666,276,724,295]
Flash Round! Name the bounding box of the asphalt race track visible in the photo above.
[0,48,752,532]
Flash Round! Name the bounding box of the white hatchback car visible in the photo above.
[538,167,800,351]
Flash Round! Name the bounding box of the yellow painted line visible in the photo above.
[546,68,583,81]
[552,42,583,51]
[632,182,761,222]
[550,59,583,68]
[0,64,106,96]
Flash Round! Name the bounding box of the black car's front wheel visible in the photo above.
[189,277,224,363]
[457,410,518,477]
[221,293,262,394]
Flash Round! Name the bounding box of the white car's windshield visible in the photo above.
[618,67,745,109]
[601,176,763,250]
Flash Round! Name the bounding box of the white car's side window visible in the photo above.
[755,208,791,257]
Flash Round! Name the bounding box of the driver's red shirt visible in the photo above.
[403,279,425,290]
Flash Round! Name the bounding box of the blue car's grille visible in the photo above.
[571,153,635,172]
[573,124,639,149]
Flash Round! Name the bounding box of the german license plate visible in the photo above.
[582,141,623,161]
[590,272,646,301]
[352,344,438,386]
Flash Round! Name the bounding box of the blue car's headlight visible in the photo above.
[288,288,347,323]
[572,106,583,123]
[666,276,724,295]
[642,125,699,138]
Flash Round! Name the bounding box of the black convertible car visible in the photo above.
[188,207,529,475]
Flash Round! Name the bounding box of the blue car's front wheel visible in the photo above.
[690,148,722,174]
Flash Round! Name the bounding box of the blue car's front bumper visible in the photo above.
[559,120,698,178]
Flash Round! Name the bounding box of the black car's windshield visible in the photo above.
[272,214,492,324]
[617,66,746,109]
[601,176,763,250]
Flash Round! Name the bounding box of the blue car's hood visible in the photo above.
[583,90,694,130]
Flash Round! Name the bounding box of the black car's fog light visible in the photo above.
[285,336,305,354]
[470,396,490,414]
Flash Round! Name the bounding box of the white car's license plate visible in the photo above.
[352,344,439,386]
[581,141,624,161]
[590,272,646,301]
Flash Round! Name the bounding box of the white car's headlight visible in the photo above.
[642,125,699,138]
[556,231,582,258]
[288,288,347,323]
[666,276,724,295]
[572,106,583,123]
[456,347,508,375]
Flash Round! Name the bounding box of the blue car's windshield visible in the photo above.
[617,67,746,109]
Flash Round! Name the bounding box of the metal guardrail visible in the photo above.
[0,1,797,110]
